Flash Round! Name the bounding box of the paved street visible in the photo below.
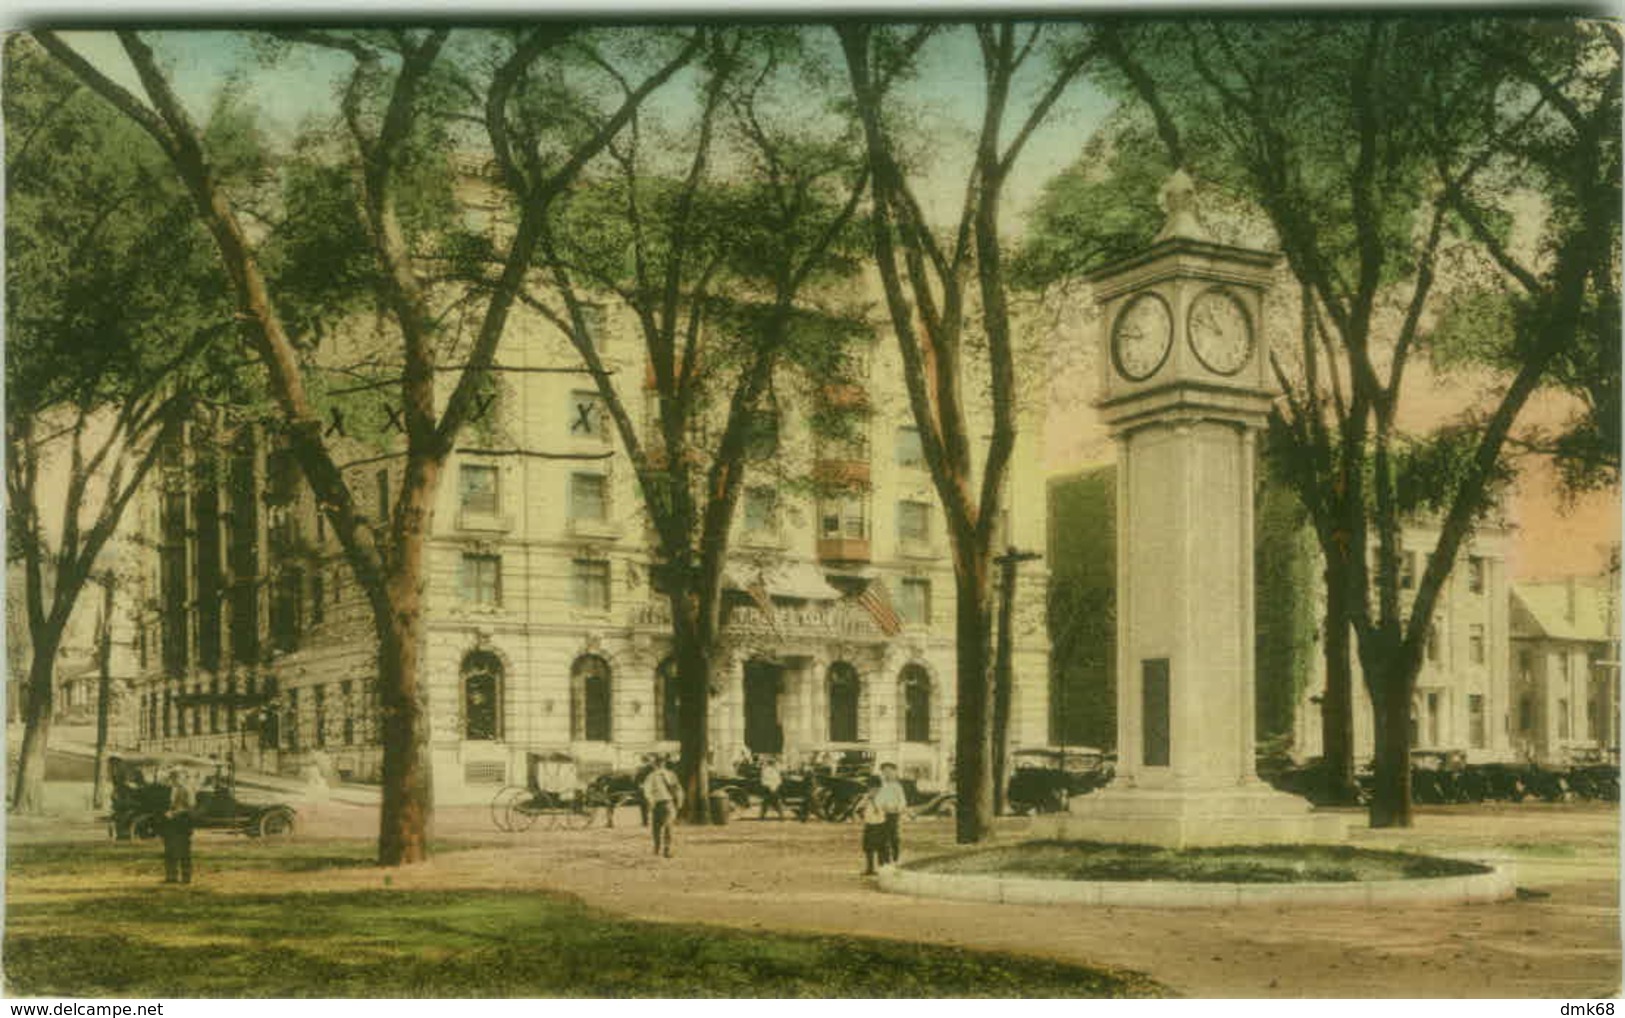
[9,793,1616,998]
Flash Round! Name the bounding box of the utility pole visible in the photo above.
[91,572,117,811]
[993,546,1041,816]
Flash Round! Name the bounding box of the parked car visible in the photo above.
[107,753,297,840]
[1006,747,1111,814]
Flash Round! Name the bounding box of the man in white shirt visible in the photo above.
[758,757,785,820]
[873,762,908,863]
[641,755,684,858]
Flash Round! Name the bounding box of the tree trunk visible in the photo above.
[953,556,996,844]
[92,578,116,811]
[991,552,1020,817]
[671,590,712,825]
[1319,568,1359,804]
[11,624,66,814]
[375,471,437,867]
[1366,650,1414,828]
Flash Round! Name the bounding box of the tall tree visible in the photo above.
[38,27,699,862]
[514,28,869,818]
[838,22,1097,842]
[5,36,233,812]
[1095,16,1619,825]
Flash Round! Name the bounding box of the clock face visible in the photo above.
[1111,293,1173,382]
[1188,288,1254,376]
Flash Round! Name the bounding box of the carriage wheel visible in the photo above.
[490,785,528,833]
[507,800,542,832]
[131,813,161,841]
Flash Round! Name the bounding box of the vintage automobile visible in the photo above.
[106,753,298,840]
[1005,747,1112,814]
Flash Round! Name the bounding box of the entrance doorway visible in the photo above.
[744,660,784,756]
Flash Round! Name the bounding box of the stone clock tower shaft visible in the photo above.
[1057,172,1344,847]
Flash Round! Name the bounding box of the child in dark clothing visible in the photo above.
[857,774,891,875]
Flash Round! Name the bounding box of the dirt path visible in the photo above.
[10,802,1619,998]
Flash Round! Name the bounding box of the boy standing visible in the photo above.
[641,755,683,858]
[857,775,890,875]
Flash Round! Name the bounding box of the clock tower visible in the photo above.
[1059,171,1345,847]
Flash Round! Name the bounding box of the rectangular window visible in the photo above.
[568,389,607,440]
[313,684,327,749]
[1468,555,1486,594]
[572,559,611,611]
[1558,698,1571,740]
[1469,624,1486,665]
[460,464,500,515]
[310,573,325,626]
[897,500,931,545]
[743,486,777,533]
[460,554,502,606]
[820,497,868,539]
[1426,691,1441,747]
[1399,551,1417,590]
[341,679,355,746]
[569,473,607,521]
[1426,624,1440,663]
[270,568,303,654]
[1469,693,1486,748]
[376,468,390,521]
[898,578,931,625]
[895,426,925,468]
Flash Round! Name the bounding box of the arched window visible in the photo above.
[828,662,860,743]
[571,654,613,742]
[655,657,681,741]
[462,650,503,741]
[900,665,931,743]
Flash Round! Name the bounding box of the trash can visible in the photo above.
[707,790,730,825]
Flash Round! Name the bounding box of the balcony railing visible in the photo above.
[817,536,871,563]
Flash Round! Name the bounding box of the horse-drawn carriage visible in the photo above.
[488,751,634,832]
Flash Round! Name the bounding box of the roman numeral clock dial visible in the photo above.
[1187,287,1254,376]
[1110,293,1173,382]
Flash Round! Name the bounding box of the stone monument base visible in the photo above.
[1043,781,1348,848]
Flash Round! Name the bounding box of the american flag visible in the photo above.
[856,578,903,637]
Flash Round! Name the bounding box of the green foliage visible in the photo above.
[4,36,239,416]
[1254,477,1318,746]
[1046,467,1116,751]
[1387,427,1515,522]
[1013,113,1169,290]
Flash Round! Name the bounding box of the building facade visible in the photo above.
[1292,524,1517,765]
[124,300,1051,804]
[1509,576,1621,764]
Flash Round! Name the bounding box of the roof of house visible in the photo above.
[1510,579,1619,643]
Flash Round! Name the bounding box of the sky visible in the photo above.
[38,23,1625,582]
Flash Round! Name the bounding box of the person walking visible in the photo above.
[874,762,908,864]
[641,755,683,858]
[160,768,195,885]
[757,756,785,820]
[856,775,890,875]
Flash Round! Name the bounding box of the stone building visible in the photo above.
[1292,522,1516,765]
[1509,575,1620,764]
[123,300,1051,804]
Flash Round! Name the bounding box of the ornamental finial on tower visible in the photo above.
[1154,167,1210,242]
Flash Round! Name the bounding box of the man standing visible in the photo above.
[757,756,785,820]
[874,762,908,864]
[160,768,195,885]
[641,755,683,858]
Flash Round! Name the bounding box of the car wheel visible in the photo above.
[257,809,295,839]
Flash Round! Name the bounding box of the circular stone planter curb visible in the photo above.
[875,857,1516,908]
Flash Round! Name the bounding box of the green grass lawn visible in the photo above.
[5,839,1165,997]
[909,840,1490,884]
